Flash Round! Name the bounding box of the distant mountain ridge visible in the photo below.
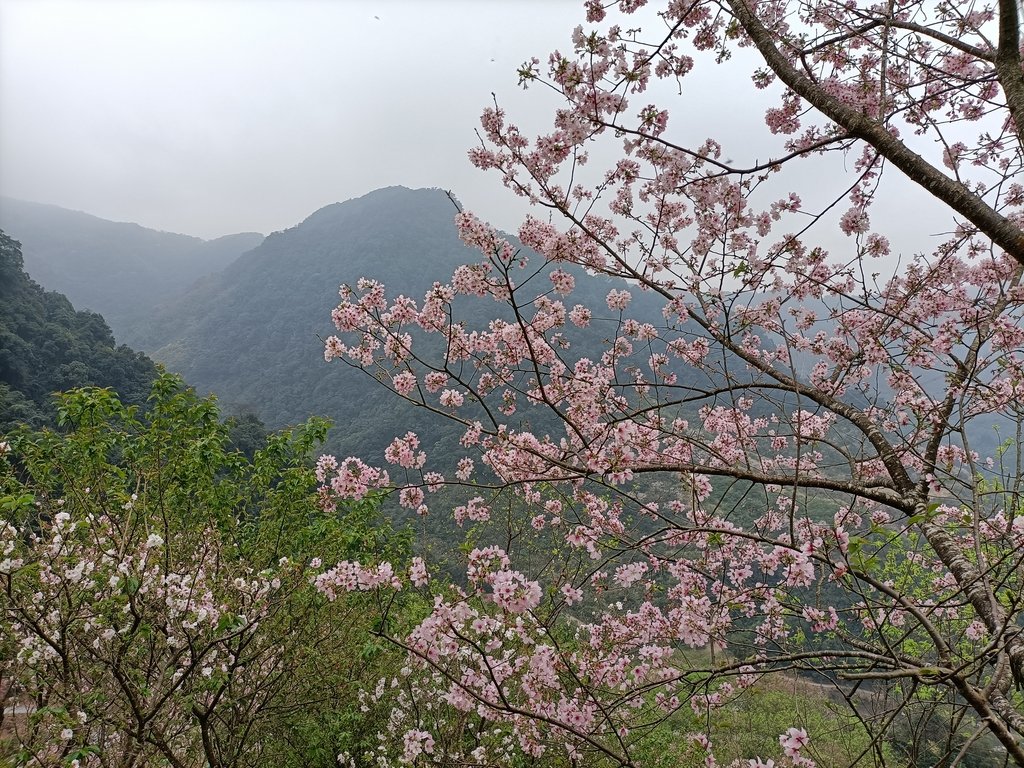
[0,197,263,346]
[3,187,1012,528]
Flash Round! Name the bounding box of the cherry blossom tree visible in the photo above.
[0,379,410,768]
[319,0,1024,764]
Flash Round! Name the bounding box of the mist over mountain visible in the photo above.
[0,197,263,346]
[9,186,861,471]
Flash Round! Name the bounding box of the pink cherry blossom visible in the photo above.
[316,0,1024,762]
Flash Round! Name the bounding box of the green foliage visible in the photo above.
[224,411,269,459]
[702,683,893,765]
[0,375,412,767]
[526,672,895,768]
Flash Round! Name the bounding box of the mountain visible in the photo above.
[0,197,263,346]
[135,187,497,460]
[132,186,676,462]
[0,230,159,431]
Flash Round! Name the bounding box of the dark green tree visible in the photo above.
[0,230,158,431]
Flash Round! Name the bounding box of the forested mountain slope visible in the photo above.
[134,187,675,462]
[0,231,158,430]
[0,197,263,345]
[136,187,508,460]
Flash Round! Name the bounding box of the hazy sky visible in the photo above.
[0,0,949,252]
[0,0,594,238]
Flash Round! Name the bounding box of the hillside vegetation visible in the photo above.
[0,197,262,345]
[131,187,678,462]
[0,230,158,430]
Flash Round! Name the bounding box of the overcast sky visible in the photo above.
[0,0,949,253]
[0,0,597,238]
